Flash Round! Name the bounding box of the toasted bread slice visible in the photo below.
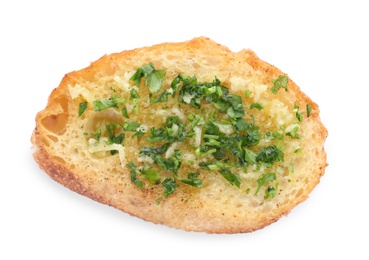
[31,37,327,233]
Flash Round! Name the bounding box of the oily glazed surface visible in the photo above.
[32,37,327,233]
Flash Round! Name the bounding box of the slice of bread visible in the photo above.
[31,37,328,233]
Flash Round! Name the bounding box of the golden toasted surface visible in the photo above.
[31,37,327,233]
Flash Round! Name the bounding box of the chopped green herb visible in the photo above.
[178,76,226,109]
[306,104,312,117]
[241,123,261,147]
[225,94,245,119]
[294,103,303,122]
[235,118,248,131]
[130,88,140,99]
[123,121,141,132]
[106,123,125,144]
[286,126,300,139]
[92,129,101,141]
[294,148,302,154]
[245,89,251,97]
[140,143,170,156]
[244,148,257,165]
[123,121,146,138]
[179,170,202,187]
[188,114,205,128]
[130,89,140,114]
[162,178,179,197]
[146,116,187,143]
[106,123,125,155]
[92,99,116,111]
[201,161,241,188]
[265,131,284,141]
[271,75,288,94]
[170,75,181,96]
[255,172,276,195]
[121,106,129,118]
[126,162,144,189]
[155,197,163,205]
[147,70,166,93]
[163,150,182,173]
[195,145,217,158]
[146,127,170,142]
[219,168,242,188]
[140,145,182,174]
[296,111,303,122]
[256,145,284,168]
[264,185,277,199]
[127,163,161,187]
[141,168,161,185]
[92,96,125,111]
[250,103,264,110]
[78,102,88,116]
[289,161,294,173]
[130,63,153,87]
[149,90,170,104]
[111,96,126,104]
[130,63,166,93]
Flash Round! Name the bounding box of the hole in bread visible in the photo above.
[236,203,243,208]
[53,156,66,164]
[41,113,68,135]
[47,135,58,143]
[192,62,200,69]
[55,96,69,113]
[41,136,50,147]
[295,188,303,198]
[250,198,260,208]
[85,109,123,133]
[304,177,310,184]
[262,203,272,213]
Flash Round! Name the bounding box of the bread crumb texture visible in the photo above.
[32,37,328,233]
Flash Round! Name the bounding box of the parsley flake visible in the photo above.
[255,173,276,195]
[162,178,179,197]
[130,63,166,93]
[92,96,125,111]
[78,102,88,116]
[271,75,288,94]
[306,104,312,117]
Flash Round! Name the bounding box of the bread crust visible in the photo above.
[32,37,328,233]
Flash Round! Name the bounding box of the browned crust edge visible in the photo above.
[31,37,328,234]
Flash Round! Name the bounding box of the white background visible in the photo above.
[1,0,368,259]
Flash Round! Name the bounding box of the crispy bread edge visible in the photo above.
[31,37,328,234]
